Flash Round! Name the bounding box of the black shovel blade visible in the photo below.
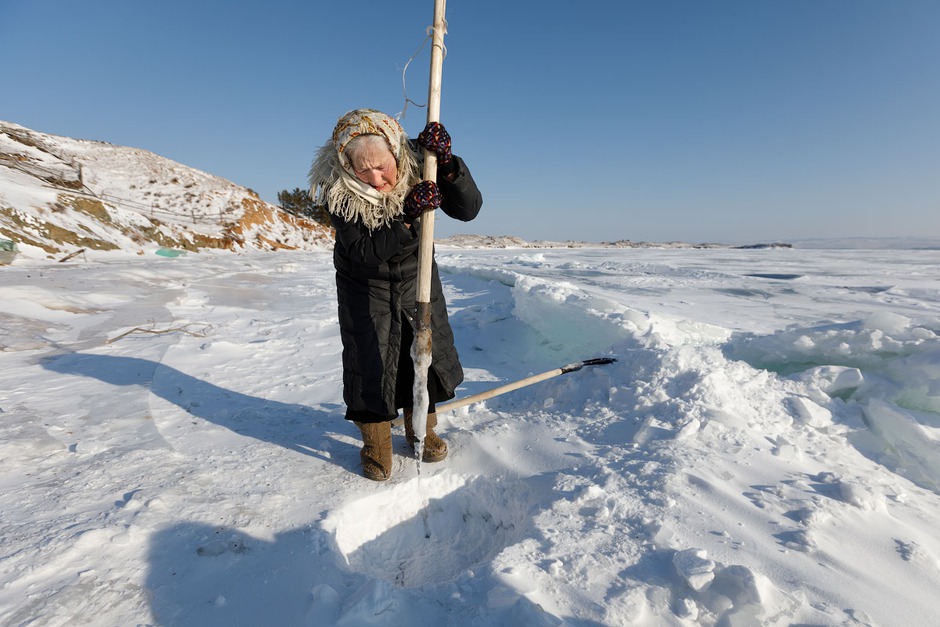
[561,357,618,373]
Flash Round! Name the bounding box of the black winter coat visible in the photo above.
[330,156,483,418]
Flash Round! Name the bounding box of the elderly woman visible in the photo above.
[309,109,483,481]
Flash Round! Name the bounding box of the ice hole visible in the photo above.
[322,473,530,588]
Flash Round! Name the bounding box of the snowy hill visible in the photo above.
[0,121,331,260]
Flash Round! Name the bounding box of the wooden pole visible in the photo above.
[435,358,618,415]
[410,0,447,464]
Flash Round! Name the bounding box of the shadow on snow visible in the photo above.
[40,352,360,471]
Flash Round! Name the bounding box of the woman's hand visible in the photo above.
[417,122,453,166]
[404,180,442,220]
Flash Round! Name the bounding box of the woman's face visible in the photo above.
[350,142,398,192]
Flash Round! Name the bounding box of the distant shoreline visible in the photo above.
[436,234,940,251]
[436,235,793,250]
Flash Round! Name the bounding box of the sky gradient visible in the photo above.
[3,0,939,243]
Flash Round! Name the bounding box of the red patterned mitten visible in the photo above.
[404,180,442,219]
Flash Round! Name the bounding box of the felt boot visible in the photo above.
[354,421,393,481]
[404,410,448,463]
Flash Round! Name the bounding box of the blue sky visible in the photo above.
[3,0,939,243]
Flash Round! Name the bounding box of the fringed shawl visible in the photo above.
[308,109,419,231]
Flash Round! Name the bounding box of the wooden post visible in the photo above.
[411,0,447,465]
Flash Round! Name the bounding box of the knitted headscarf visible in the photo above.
[308,108,419,231]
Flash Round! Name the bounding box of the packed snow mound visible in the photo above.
[0,120,331,260]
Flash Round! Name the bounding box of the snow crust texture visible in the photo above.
[2,247,940,626]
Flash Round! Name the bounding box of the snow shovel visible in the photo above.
[435,357,618,414]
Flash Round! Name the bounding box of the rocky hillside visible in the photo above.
[0,121,331,260]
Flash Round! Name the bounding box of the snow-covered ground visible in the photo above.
[2,246,939,626]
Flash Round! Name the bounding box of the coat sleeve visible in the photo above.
[437,156,483,222]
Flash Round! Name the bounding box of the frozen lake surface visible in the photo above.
[2,246,939,626]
